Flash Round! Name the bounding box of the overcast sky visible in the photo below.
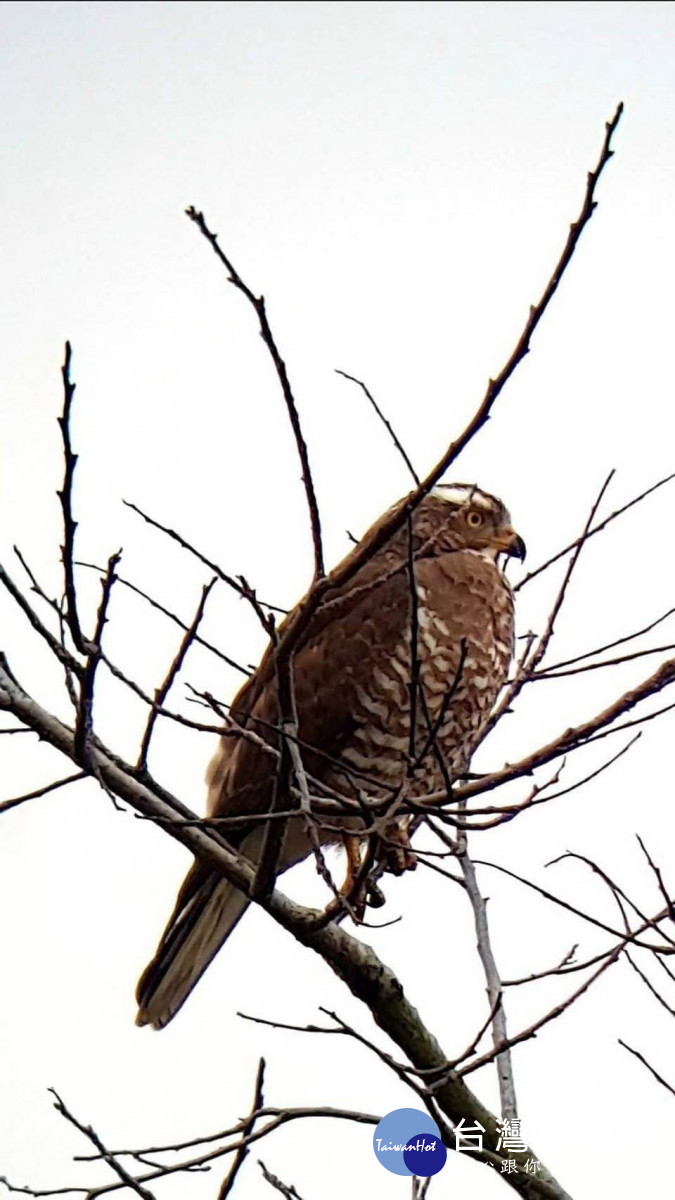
[2,3,675,1198]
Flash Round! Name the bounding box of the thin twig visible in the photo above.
[524,469,615,672]
[0,1179,84,1197]
[0,563,83,678]
[0,772,86,816]
[49,1089,156,1200]
[237,1007,429,1101]
[515,470,675,593]
[186,206,325,580]
[13,541,89,714]
[636,834,675,922]
[532,642,675,681]
[450,734,639,831]
[619,1039,675,1099]
[474,860,671,953]
[489,470,614,729]
[122,501,286,614]
[538,604,675,673]
[547,850,675,951]
[74,550,121,762]
[623,951,675,1018]
[450,656,675,804]
[137,578,215,772]
[444,992,507,1073]
[251,626,295,900]
[57,342,86,655]
[217,1058,266,1199]
[335,369,420,484]
[461,909,670,1078]
[88,1104,379,1161]
[258,1161,305,1200]
[76,559,251,675]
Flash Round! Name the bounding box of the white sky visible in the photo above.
[2,2,675,1197]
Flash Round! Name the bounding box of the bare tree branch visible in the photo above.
[623,951,675,1018]
[217,1058,266,1199]
[335,369,420,484]
[122,501,286,615]
[137,578,215,772]
[183,101,624,707]
[77,559,251,676]
[488,470,614,730]
[0,658,571,1197]
[258,1161,305,1200]
[459,845,516,1118]
[57,342,86,655]
[0,562,83,678]
[0,771,86,816]
[515,469,675,593]
[185,206,325,581]
[460,908,671,1079]
[49,1088,156,1200]
[451,656,675,803]
[0,103,637,1200]
[619,1039,675,1099]
[636,834,675,923]
[474,859,671,953]
[536,604,675,674]
[74,549,121,762]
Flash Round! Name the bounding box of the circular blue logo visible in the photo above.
[373,1108,447,1177]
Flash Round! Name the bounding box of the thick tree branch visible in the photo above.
[0,658,570,1198]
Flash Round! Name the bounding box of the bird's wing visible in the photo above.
[136,553,412,1029]
[206,552,412,818]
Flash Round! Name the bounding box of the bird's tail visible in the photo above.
[135,863,251,1030]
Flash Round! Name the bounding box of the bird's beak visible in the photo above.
[499,527,527,562]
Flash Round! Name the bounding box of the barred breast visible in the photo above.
[331,549,514,800]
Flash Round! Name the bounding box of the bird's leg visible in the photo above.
[339,833,373,921]
[339,823,417,923]
[379,816,418,876]
[340,833,388,920]
[342,833,364,894]
[358,819,417,917]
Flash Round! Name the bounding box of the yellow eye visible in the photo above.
[466,510,484,528]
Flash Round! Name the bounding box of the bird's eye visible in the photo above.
[466,510,484,528]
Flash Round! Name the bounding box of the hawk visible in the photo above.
[136,484,525,1028]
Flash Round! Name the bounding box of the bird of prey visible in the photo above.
[136,483,525,1028]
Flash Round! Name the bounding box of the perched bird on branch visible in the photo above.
[136,484,525,1028]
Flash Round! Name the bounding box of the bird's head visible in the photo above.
[415,483,526,563]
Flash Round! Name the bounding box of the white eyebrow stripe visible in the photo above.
[433,485,493,509]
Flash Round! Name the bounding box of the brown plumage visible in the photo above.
[136,484,525,1028]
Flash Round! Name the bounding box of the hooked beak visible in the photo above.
[500,527,527,562]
